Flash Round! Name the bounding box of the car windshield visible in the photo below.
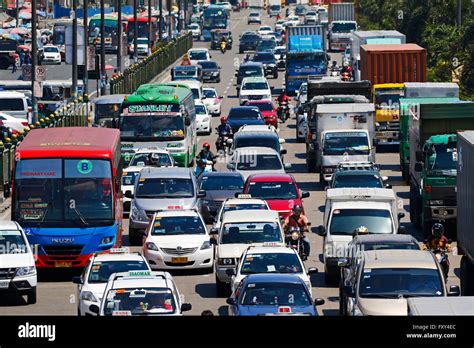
[0,230,27,254]
[241,282,311,306]
[135,178,194,198]
[44,47,58,53]
[260,26,272,31]
[306,12,316,16]
[104,288,177,315]
[235,137,278,151]
[237,154,282,171]
[241,253,303,275]
[195,104,207,114]
[247,181,298,199]
[253,53,275,62]
[222,203,268,215]
[203,89,217,98]
[359,268,444,298]
[242,82,268,90]
[323,132,369,155]
[173,68,198,78]
[331,22,357,33]
[239,66,263,77]
[129,153,173,167]
[189,51,208,60]
[249,103,274,111]
[428,144,457,173]
[88,261,149,283]
[221,222,282,244]
[151,215,206,235]
[200,175,244,190]
[199,61,217,69]
[250,13,259,17]
[123,171,140,186]
[228,109,261,120]
[137,39,148,45]
[329,209,393,235]
[257,40,276,50]
[333,174,383,188]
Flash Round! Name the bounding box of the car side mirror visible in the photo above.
[301,191,310,199]
[197,189,206,198]
[307,267,318,274]
[414,162,423,172]
[382,176,388,182]
[210,227,219,235]
[219,95,224,99]
[398,225,407,234]
[314,298,325,306]
[226,298,236,305]
[72,276,83,285]
[280,149,287,155]
[415,150,423,162]
[398,212,405,220]
[124,190,133,199]
[181,303,192,312]
[279,138,285,144]
[284,163,292,170]
[235,72,238,77]
[226,268,236,276]
[384,184,392,189]
[448,285,460,297]
[89,304,100,314]
[317,225,326,237]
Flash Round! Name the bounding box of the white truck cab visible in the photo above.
[317,187,405,283]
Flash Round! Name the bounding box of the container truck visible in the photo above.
[457,131,474,295]
[409,102,474,236]
[328,2,356,51]
[399,82,460,182]
[285,25,328,95]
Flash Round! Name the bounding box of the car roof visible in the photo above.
[0,91,27,98]
[234,146,280,155]
[0,221,21,231]
[135,147,170,154]
[189,48,209,52]
[109,272,172,289]
[92,252,146,262]
[155,209,200,218]
[222,209,279,223]
[352,234,418,245]
[138,167,192,179]
[200,171,244,179]
[247,173,294,182]
[202,87,216,91]
[245,246,297,255]
[244,273,303,284]
[235,131,278,139]
[123,166,144,173]
[230,105,261,112]
[238,124,277,132]
[241,76,268,83]
[363,250,437,269]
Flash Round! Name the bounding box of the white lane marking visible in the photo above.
[89,90,98,97]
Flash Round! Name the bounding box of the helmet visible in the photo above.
[431,223,444,238]
[220,116,227,124]
[292,205,303,215]
[203,142,210,150]
[353,226,369,235]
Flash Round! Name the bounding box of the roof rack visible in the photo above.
[336,161,379,171]
[112,271,168,282]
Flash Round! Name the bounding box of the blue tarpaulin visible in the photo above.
[288,35,323,53]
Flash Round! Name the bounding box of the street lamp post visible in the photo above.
[158,0,162,42]
[72,0,78,99]
[83,0,89,96]
[117,0,122,72]
[148,0,152,55]
[31,0,38,122]
[100,0,106,96]
[133,0,138,63]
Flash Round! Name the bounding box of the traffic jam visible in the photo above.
[0,0,473,318]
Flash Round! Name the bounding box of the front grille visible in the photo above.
[248,95,264,100]
[164,261,195,266]
[43,245,84,256]
[431,186,456,196]
[161,247,198,255]
[0,268,16,279]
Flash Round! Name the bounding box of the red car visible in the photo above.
[246,100,278,128]
[243,174,310,220]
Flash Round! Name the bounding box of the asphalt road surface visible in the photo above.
[0,9,462,316]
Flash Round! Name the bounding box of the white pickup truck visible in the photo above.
[317,187,405,283]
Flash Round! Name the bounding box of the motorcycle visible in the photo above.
[194,160,214,176]
[433,247,450,280]
[277,101,290,123]
[220,41,226,54]
[216,130,233,155]
[329,68,340,77]
[285,226,306,260]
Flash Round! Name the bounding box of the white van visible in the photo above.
[173,80,203,102]
[0,91,31,123]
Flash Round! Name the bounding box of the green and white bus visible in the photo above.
[119,84,197,167]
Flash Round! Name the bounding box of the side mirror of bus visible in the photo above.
[124,191,133,199]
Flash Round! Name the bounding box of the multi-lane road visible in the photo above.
[0,9,462,316]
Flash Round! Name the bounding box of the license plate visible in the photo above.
[0,280,9,289]
[171,257,188,264]
[55,261,72,268]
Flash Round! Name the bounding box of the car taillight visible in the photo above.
[28,107,32,113]
[21,121,29,126]
[278,306,292,313]
[425,185,431,194]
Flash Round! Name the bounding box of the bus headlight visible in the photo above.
[101,236,113,244]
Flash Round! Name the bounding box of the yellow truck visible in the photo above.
[373,83,405,146]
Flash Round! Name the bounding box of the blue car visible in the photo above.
[226,106,266,134]
[226,273,324,316]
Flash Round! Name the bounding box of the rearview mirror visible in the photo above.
[72,276,83,285]
[226,298,236,305]
[398,212,405,220]
[181,303,192,312]
[124,190,133,199]
[448,285,460,297]
[197,189,206,198]
[314,298,325,306]
[317,225,326,237]
[307,267,318,274]
[284,163,292,170]
[280,149,287,155]
[301,191,310,199]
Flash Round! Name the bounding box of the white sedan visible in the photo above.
[0,112,29,133]
[143,210,214,271]
[202,87,222,116]
[188,23,201,39]
[41,45,61,64]
[195,101,212,135]
[187,48,211,65]
[228,246,318,295]
[257,25,273,36]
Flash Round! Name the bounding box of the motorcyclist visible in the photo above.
[423,223,452,252]
[330,60,339,71]
[216,116,232,143]
[220,36,227,51]
[282,205,311,260]
[276,90,289,105]
[196,142,216,162]
[194,158,210,178]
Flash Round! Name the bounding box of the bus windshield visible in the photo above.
[128,21,152,41]
[14,158,114,227]
[52,28,65,45]
[119,114,185,140]
[89,19,118,37]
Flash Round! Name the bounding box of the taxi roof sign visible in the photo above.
[128,270,152,277]
[109,247,130,254]
[235,193,252,199]
[262,242,280,247]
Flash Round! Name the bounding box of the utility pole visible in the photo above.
[456,0,462,27]
[167,0,171,40]
[15,0,19,28]
[83,0,89,96]
[72,0,78,99]
[31,0,38,122]
[158,0,162,42]
[117,0,122,72]
[100,0,106,96]
[147,0,151,55]
[133,0,138,63]
[177,0,181,32]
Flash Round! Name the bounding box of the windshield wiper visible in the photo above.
[71,206,89,226]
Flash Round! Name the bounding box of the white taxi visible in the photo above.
[91,270,192,316]
[73,248,151,316]
[228,245,318,296]
[143,210,214,271]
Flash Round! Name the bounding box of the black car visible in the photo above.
[251,52,278,79]
[235,62,264,92]
[197,172,245,223]
[198,60,221,82]
[256,38,277,53]
[239,31,260,53]
[227,106,266,133]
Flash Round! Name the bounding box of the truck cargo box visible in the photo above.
[328,2,355,22]
[404,82,459,99]
[307,79,371,100]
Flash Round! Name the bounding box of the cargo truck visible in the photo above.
[409,102,474,235]
[399,82,460,182]
[268,0,281,16]
[328,2,356,51]
[360,44,427,148]
[457,131,474,295]
[285,25,328,95]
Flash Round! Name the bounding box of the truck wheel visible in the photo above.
[129,228,143,246]
[461,256,474,296]
[319,172,326,186]
[273,72,278,79]
[307,157,317,173]
[27,287,37,305]
[324,271,337,286]
[215,276,229,297]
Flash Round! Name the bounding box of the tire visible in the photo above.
[129,228,143,246]
[77,307,81,316]
[273,72,278,79]
[307,156,317,173]
[239,49,243,54]
[319,172,325,186]
[215,276,229,297]
[27,287,37,305]
[460,256,474,296]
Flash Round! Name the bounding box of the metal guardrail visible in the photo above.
[0,98,90,198]
[109,32,194,95]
